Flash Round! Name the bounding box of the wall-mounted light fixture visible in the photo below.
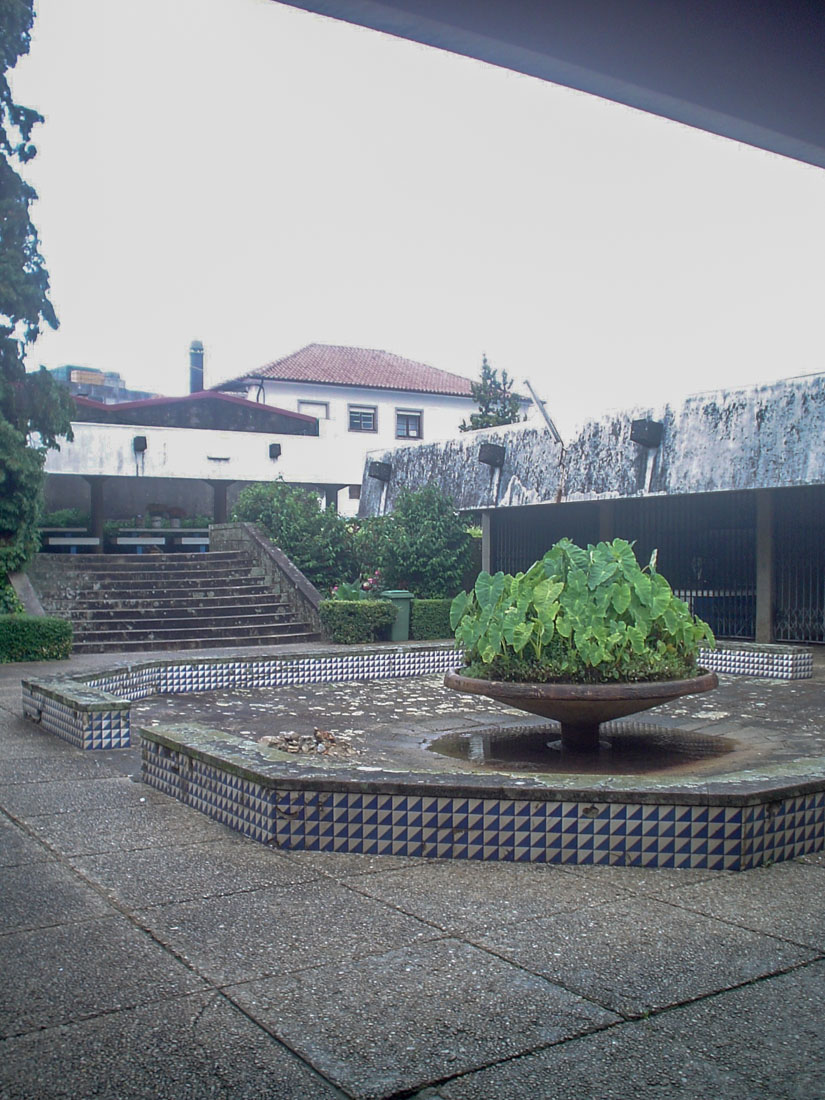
[478,442,506,468]
[368,461,392,482]
[132,435,147,453]
[630,419,664,448]
[269,443,282,460]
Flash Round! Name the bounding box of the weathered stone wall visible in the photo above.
[359,374,825,514]
[209,522,322,634]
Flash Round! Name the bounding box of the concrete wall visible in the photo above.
[359,373,825,515]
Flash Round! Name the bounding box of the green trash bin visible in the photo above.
[380,589,413,642]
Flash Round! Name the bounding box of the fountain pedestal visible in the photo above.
[444,669,719,752]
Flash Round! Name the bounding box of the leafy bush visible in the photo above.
[451,538,714,684]
[410,598,453,640]
[0,420,45,574]
[319,599,396,645]
[232,479,357,591]
[0,614,72,662]
[354,486,471,599]
[0,575,23,615]
[40,508,89,528]
[328,570,383,601]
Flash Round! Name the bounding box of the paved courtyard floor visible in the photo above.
[1,643,825,1098]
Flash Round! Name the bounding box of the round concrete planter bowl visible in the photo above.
[444,668,719,752]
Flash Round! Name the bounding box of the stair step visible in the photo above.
[32,548,317,654]
[71,630,321,653]
[70,598,291,619]
[58,576,276,594]
[74,620,311,644]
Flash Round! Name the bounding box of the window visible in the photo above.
[396,409,423,439]
[298,400,329,419]
[349,405,377,432]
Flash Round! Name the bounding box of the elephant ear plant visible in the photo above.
[450,538,715,684]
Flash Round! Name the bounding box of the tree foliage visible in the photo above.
[231,479,357,591]
[0,0,74,573]
[355,485,471,598]
[459,354,523,431]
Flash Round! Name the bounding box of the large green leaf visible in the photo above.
[449,590,471,631]
[511,620,534,654]
[611,582,632,615]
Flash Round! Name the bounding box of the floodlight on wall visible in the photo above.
[478,442,506,468]
[269,443,282,460]
[630,419,664,448]
[368,461,392,482]
[132,435,147,453]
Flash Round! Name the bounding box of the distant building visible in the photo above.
[214,343,533,509]
[48,365,158,404]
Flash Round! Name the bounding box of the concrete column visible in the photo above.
[207,480,233,525]
[598,500,615,543]
[755,489,774,643]
[83,476,106,553]
[481,511,492,574]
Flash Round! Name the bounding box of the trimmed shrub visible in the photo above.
[410,598,453,640]
[319,599,396,645]
[0,614,72,662]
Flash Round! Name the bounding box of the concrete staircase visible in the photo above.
[28,550,321,653]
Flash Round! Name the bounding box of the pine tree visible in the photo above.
[460,354,523,431]
[0,0,74,572]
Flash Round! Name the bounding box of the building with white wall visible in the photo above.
[214,344,532,512]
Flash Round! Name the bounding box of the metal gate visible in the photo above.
[490,491,757,640]
[774,486,825,643]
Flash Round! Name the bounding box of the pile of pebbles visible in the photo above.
[256,727,363,757]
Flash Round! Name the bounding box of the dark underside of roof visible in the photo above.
[276,0,825,169]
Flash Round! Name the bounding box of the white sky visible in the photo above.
[11,0,825,436]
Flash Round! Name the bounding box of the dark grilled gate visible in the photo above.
[774,486,825,643]
[490,491,757,640]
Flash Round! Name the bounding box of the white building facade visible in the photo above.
[215,344,533,513]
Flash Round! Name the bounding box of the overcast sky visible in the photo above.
[12,0,825,436]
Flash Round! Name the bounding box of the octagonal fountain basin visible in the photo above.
[444,668,719,752]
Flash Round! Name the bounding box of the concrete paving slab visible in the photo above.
[0,751,135,784]
[668,861,825,950]
[555,863,732,899]
[22,797,233,856]
[0,989,341,1100]
[226,937,620,1099]
[0,814,51,867]
[278,848,432,877]
[0,915,207,1037]
[470,895,817,1017]
[137,878,445,986]
[0,775,171,818]
[644,959,825,1098]
[0,722,81,760]
[0,860,112,934]
[344,860,635,936]
[429,1016,744,1099]
[70,836,324,909]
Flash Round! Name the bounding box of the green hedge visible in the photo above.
[410,598,453,640]
[0,615,73,663]
[319,599,396,645]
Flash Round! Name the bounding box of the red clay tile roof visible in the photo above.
[216,344,474,397]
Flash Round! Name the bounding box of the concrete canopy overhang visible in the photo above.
[275,0,825,169]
